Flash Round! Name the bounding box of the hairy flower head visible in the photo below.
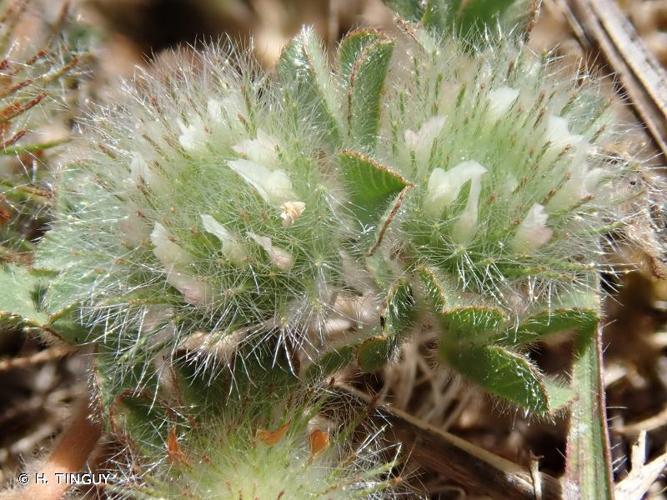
[36,46,349,389]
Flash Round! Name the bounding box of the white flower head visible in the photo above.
[248,232,294,271]
[546,115,584,150]
[232,130,280,168]
[424,160,488,220]
[280,201,306,227]
[227,159,296,206]
[487,86,519,119]
[404,115,446,166]
[200,214,247,265]
[510,203,553,254]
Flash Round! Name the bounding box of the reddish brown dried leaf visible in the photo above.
[256,421,290,446]
[309,429,330,458]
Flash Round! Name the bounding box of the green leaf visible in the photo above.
[456,0,517,34]
[382,0,425,21]
[543,377,575,410]
[0,264,48,327]
[357,336,392,372]
[564,322,614,499]
[357,279,416,372]
[338,29,384,80]
[383,0,538,42]
[46,307,89,344]
[338,150,412,253]
[421,0,458,31]
[383,279,416,338]
[420,265,507,344]
[442,344,550,413]
[343,31,393,148]
[417,265,449,312]
[305,346,355,382]
[438,306,507,344]
[502,290,599,345]
[110,393,169,458]
[277,27,340,145]
[365,253,399,290]
[505,308,598,346]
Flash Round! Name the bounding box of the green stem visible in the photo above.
[564,322,614,499]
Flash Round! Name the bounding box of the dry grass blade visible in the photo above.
[564,0,667,159]
[0,345,74,373]
[618,405,667,435]
[336,383,561,500]
[615,431,667,500]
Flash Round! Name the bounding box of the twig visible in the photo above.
[0,345,75,373]
[617,405,667,435]
[336,383,562,500]
[564,0,667,160]
[616,431,667,500]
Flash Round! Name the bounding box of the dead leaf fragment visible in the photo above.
[256,421,290,446]
[167,426,189,465]
[308,429,330,458]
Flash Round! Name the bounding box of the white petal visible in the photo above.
[584,168,605,192]
[129,152,151,186]
[510,203,553,253]
[546,115,584,150]
[280,201,306,226]
[227,159,296,206]
[219,95,244,123]
[232,130,280,168]
[119,211,149,247]
[178,117,206,151]
[424,161,488,219]
[165,270,210,305]
[200,214,247,265]
[487,86,519,119]
[547,166,604,212]
[451,164,487,244]
[207,98,223,122]
[150,223,193,268]
[248,232,294,271]
[404,115,446,165]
